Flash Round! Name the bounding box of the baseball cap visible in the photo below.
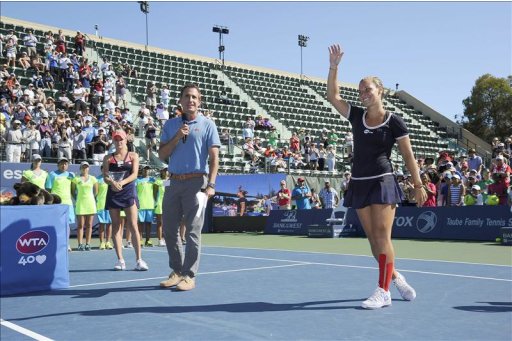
[496,155,504,160]
[42,112,49,118]
[452,174,461,180]
[58,157,69,163]
[325,180,330,183]
[13,120,21,125]
[298,177,305,182]
[80,161,90,167]
[471,185,481,191]
[32,154,42,161]
[468,148,476,153]
[112,130,127,140]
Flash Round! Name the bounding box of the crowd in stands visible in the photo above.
[1,26,511,209]
[0,28,169,165]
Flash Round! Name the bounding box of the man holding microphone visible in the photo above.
[158,84,220,291]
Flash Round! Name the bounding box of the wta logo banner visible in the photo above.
[16,230,50,255]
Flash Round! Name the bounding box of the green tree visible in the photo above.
[461,74,512,142]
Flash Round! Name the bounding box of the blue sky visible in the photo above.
[2,1,510,122]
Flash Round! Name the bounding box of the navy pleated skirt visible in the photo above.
[343,174,404,209]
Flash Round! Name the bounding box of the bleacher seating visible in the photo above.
[0,18,454,175]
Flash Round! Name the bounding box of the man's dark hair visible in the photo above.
[179,83,201,99]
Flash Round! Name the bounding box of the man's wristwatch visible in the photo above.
[206,182,215,189]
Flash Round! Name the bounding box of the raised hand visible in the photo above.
[328,44,344,68]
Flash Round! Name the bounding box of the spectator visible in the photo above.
[420,172,437,207]
[262,117,273,130]
[155,103,169,125]
[328,129,339,147]
[254,114,265,130]
[160,84,170,109]
[18,52,31,71]
[464,185,483,206]
[220,128,234,154]
[467,148,483,174]
[30,54,46,73]
[318,144,326,171]
[236,190,248,216]
[74,31,86,56]
[54,29,66,54]
[487,172,508,205]
[57,128,72,161]
[137,102,150,138]
[242,120,254,140]
[23,120,41,159]
[4,29,18,68]
[289,131,300,152]
[43,70,55,90]
[23,29,38,58]
[144,117,158,163]
[71,123,87,163]
[277,179,291,210]
[242,137,259,161]
[91,127,109,165]
[309,142,319,170]
[217,90,232,105]
[5,120,24,162]
[340,170,351,200]
[309,188,321,209]
[319,180,339,209]
[145,82,157,112]
[38,114,53,157]
[326,144,336,171]
[490,155,511,187]
[115,76,127,109]
[476,169,493,195]
[292,177,311,209]
[447,174,465,206]
[267,126,278,147]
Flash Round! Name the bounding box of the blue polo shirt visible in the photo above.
[292,185,311,209]
[160,115,220,174]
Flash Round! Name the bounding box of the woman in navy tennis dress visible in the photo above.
[327,44,427,309]
[103,129,148,272]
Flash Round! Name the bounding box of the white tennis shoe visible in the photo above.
[135,259,149,271]
[114,259,126,271]
[361,287,392,309]
[393,272,416,301]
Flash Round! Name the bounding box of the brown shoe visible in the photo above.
[176,276,195,291]
[159,272,183,288]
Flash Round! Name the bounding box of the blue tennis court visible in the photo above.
[1,244,511,340]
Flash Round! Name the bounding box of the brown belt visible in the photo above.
[170,173,206,180]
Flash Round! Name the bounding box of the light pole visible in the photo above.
[94,24,99,38]
[212,25,229,67]
[298,34,309,82]
[138,1,149,51]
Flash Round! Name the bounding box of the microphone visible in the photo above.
[182,116,188,143]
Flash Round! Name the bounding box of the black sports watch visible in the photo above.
[206,182,216,189]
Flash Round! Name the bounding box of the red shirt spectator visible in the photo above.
[277,180,291,209]
[289,133,300,152]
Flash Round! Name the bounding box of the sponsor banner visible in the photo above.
[345,206,512,241]
[265,209,333,235]
[0,205,70,296]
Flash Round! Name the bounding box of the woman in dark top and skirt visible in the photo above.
[103,129,148,271]
[327,44,427,309]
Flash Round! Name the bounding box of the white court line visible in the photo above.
[1,318,54,341]
[68,263,309,288]
[203,245,512,268]
[203,252,512,282]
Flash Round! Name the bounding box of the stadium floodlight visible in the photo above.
[138,1,150,51]
[212,25,229,67]
[298,34,309,83]
[138,1,149,14]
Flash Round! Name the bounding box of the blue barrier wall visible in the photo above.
[1,205,70,296]
[266,206,512,241]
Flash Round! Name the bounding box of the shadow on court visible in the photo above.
[9,298,368,321]
[453,301,512,313]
